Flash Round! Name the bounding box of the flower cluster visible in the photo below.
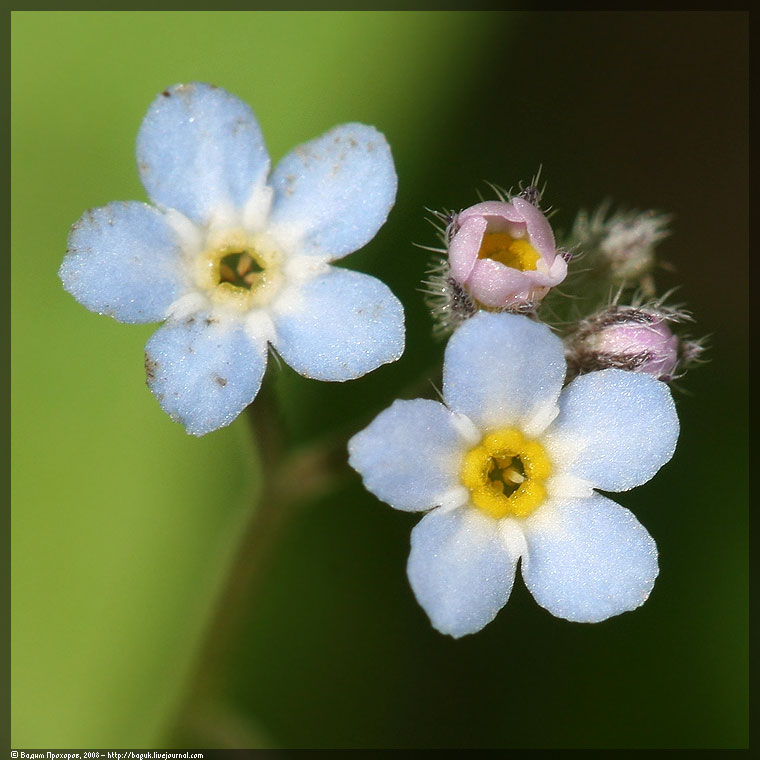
[350,176,703,635]
[422,180,702,383]
[61,83,404,435]
[60,87,699,637]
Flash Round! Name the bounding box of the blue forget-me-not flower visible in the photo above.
[349,312,679,637]
[60,83,404,435]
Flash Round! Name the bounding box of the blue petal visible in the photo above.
[543,369,679,491]
[521,494,658,622]
[443,313,566,432]
[272,267,404,381]
[407,507,517,638]
[136,83,270,226]
[268,123,396,259]
[60,202,188,324]
[348,399,468,512]
[145,314,267,436]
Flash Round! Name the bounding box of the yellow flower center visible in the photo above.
[197,231,283,310]
[478,232,540,271]
[460,428,551,519]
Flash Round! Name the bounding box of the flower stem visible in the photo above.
[167,377,349,746]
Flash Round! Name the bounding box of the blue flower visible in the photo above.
[60,83,404,435]
[348,312,679,637]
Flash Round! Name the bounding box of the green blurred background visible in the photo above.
[12,11,748,749]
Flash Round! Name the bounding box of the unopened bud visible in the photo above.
[565,305,702,382]
[570,206,671,295]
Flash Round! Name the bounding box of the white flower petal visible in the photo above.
[136,83,270,226]
[60,202,188,324]
[268,123,396,259]
[348,399,469,512]
[145,314,267,436]
[443,313,566,432]
[543,369,679,491]
[521,494,659,623]
[272,267,404,381]
[408,507,517,638]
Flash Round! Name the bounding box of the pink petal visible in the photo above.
[459,200,524,224]
[466,259,534,307]
[449,216,486,281]
[512,197,556,262]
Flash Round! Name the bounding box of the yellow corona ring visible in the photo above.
[460,427,551,519]
[478,232,540,272]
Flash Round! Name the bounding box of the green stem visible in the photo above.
[168,357,448,746]
[168,378,350,746]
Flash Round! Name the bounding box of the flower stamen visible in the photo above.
[218,250,265,290]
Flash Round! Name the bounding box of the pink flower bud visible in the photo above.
[566,306,684,381]
[447,198,568,309]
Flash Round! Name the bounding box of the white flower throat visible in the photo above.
[197,229,285,310]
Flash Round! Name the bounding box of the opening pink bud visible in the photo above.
[448,199,567,309]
